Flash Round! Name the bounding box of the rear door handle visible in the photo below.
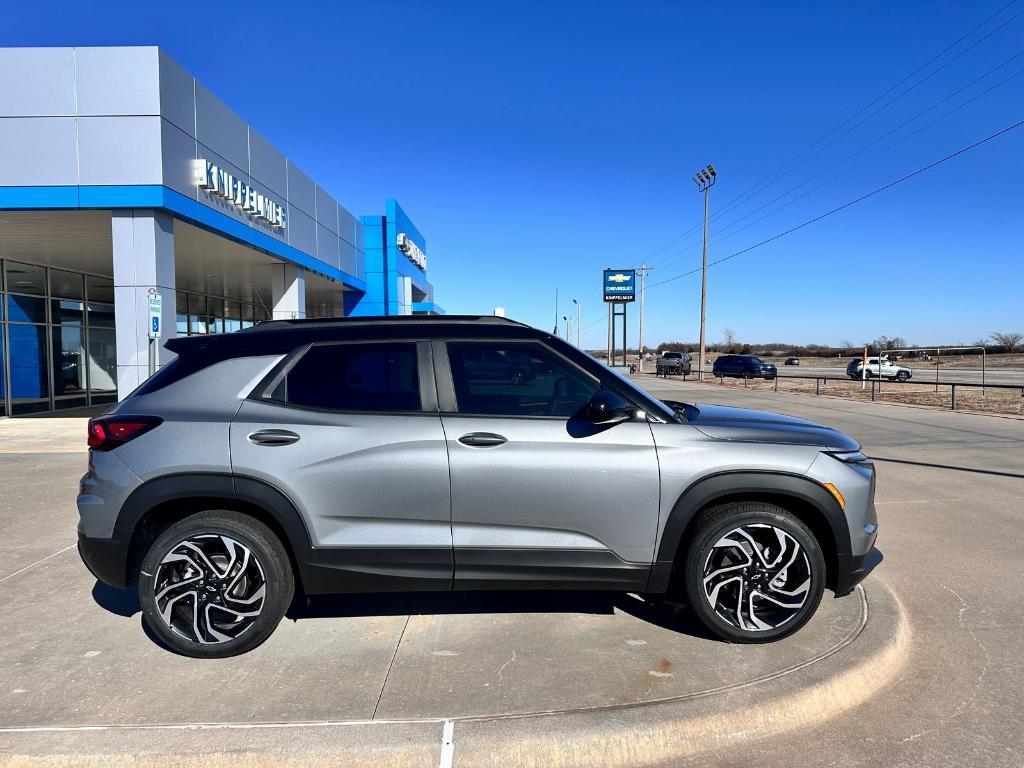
[248,429,300,446]
[458,432,507,448]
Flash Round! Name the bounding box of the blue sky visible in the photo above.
[4,1,1022,348]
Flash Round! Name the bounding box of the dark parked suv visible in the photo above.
[713,354,778,380]
[78,316,879,657]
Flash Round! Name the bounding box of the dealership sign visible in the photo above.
[603,269,636,302]
[196,159,286,229]
[397,233,427,271]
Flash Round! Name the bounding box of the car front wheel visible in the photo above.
[138,510,294,658]
[682,501,826,643]
[895,371,910,382]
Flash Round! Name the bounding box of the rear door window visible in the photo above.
[281,342,421,412]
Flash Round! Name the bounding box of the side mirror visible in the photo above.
[586,390,632,425]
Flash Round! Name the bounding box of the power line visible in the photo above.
[652,51,1024,273]
[633,0,1021,266]
[708,1,1024,224]
[647,119,1024,290]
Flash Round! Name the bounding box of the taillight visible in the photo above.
[87,416,163,451]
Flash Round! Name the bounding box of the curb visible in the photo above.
[453,579,909,767]
[0,580,908,767]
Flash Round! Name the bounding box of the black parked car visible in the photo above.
[713,355,778,380]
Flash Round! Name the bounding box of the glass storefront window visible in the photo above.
[87,328,117,404]
[5,262,46,296]
[7,294,47,323]
[87,302,115,327]
[52,325,88,410]
[189,295,208,334]
[50,270,85,300]
[224,301,241,333]
[52,299,85,325]
[86,275,114,304]
[176,293,189,335]
[0,331,5,413]
[8,323,50,415]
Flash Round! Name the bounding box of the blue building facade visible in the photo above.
[350,199,443,317]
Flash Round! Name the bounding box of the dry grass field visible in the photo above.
[695,374,1024,416]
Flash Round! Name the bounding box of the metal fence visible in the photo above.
[719,373,1024,411]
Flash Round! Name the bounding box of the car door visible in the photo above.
[435,338,661,591]
[230,339,453,592]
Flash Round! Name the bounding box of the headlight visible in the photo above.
[825,450,872,465]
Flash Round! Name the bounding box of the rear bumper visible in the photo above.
[833,547,883,597]
[77,526,132,589]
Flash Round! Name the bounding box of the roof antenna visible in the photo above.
[250,281,272,323]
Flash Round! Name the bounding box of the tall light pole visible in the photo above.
[635,264,653,372]
[572,298,581,347]
[563,315,570,342]
[692,164,717,380]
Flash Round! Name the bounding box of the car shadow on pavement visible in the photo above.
[91,580,140,617]
[287,590,720,641]
[89,582,719,643]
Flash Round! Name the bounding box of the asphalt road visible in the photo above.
[773,364,1024,386]
[634,376,1024,767]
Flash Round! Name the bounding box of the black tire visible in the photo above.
[138,510,294,658]
[895,371,910,382]
[682,501,826,643]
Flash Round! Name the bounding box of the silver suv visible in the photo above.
[77,316,880,657]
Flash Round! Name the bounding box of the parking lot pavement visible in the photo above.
[1,384,1021,766]
[633,376,1024,766]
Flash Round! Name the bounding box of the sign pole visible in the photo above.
[147,288,163,379]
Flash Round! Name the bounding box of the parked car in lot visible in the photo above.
[846,357,912,382]
[78,316,879,657]
[785,357,800,366]
[656,351,692,377]
[713,354,778,380]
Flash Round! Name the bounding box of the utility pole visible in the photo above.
[553,288,559,337]
[692,164,717,380]
[635,264,653,372]
[572,298,581,347]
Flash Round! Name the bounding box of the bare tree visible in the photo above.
[722,328,737,351]
[991,331,1023,352]
[872,335,908,351]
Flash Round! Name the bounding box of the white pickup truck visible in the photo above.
[846,357,912,382]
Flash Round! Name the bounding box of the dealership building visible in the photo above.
[0,46,441,416]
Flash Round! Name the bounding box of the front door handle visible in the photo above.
[458,432,507,448]
[248,429,300,446]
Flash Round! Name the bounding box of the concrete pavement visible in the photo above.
[2,382,1022,765]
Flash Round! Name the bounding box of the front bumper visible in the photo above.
[77,526,132,589]
[834,546,883,597]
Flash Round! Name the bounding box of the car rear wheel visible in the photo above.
[682,501,825,643]
[138,511,294,658]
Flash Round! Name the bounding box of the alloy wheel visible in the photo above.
[702,523,812,631]
[152,534,267,644]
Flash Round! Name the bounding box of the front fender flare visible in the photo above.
[648,471,851,591]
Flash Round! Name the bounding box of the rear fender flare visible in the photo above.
[117,472,315,587]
